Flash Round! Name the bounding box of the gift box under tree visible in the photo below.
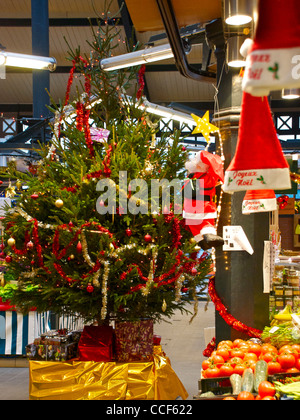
[115,320,153,362]
[78,325,114,362]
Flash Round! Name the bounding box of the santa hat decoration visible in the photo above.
[242,190,277,215]
[242,0,300,97]
[185,150,224,182]
[223,92,291,193]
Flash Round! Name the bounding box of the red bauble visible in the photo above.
[86,284,94,293]
[144,234,152,243]
[125,228,132,237]
[76,241,82,253]
[31,194,39,200]
[5,255,12,263]
[191,267,198,276]
[26,241,34,250]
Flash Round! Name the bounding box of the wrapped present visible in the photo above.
[115,320,153,362]
[78,325,114,362]
[47,343,78,361]
[26,329,82,361]
[26,342,78,362]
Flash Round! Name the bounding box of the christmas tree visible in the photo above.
[0,9,211,325]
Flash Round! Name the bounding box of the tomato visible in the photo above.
[261,396,276,401]
[279,345,293,354]
[261,352,276,363]
[248,343,262,357]
[278,353,296,370]
[216,348,230,362]
[238,341,249,349]
[229,357,244,368]
[261,344,278,355]
[218,340,233,349]
[244,360,256,372]
[255,395,262,400]
[244,352,258,363]
[219,364,234,377]
[285,367,299,374]
[205,366,220,378]
[258,381,276,398]
[237,391,255,400]
[279,345,298,358]
[291,344,300,354]
[295,358,300,370]
[233,364,246,376]
[267,361,281,375]
[230,348,245,359]
[211,355,225,367]
[233,339,245,348]
[202,359,211,371]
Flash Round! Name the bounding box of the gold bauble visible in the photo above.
[55,199,64,208]
[7,237,16,247]
[16,180,22,190]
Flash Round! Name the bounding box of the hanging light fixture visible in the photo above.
[101,44,174,72]
[282,88,300,99]
[226,35,247,68]
[0,51,56,71]
[224,0,256,26]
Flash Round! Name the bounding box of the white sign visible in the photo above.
[223,226,254,255]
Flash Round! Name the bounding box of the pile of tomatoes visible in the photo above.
[202,338,300,379]
[224,381,276,401]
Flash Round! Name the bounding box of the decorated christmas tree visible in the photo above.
[0,10,211,325]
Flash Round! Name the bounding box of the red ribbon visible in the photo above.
[208,277,262,339]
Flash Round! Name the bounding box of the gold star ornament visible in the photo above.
[191,111,219,144]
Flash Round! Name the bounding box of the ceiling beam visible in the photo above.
[5,63,206,74]
[0,18,123,27]
[0,143,40,150]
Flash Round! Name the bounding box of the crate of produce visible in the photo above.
[199,377,232,396]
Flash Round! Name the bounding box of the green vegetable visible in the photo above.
[254,360,268,392]
[230,374,242,395]
[241,369,254,393]
[275,381,300,400]
[261,322,300,348]
[199,392,216,399]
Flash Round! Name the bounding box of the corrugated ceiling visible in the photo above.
[0,0,217,110]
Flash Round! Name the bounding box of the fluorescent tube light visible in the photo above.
[101,44,174,71]
[0,52,56,71]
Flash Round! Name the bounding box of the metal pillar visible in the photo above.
[31,0,50,119]
[207,20,270,343]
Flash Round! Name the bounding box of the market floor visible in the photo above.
[0,302,215,400]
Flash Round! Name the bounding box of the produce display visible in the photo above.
[199,336,300,400]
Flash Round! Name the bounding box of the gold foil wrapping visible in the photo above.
[29,351,188,400]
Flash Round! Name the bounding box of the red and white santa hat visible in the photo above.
[242,0,300,96]
[242,190,277,215]
[223,92,291,193]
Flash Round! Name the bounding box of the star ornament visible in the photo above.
[191,111,219,144]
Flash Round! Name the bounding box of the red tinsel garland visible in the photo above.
[137,64,146,100]
[208,276,262,339]
[12,231,30,256]
[31,219,51,274]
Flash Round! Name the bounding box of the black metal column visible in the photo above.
[31,0,50,119]
[207,20,270,343]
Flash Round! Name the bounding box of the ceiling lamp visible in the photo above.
[140,100,196,126]
[224,0,256,26]
[101,44,174,72]
[282,88,300,99]
[0,51,56,71]
[227,36,247,68]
